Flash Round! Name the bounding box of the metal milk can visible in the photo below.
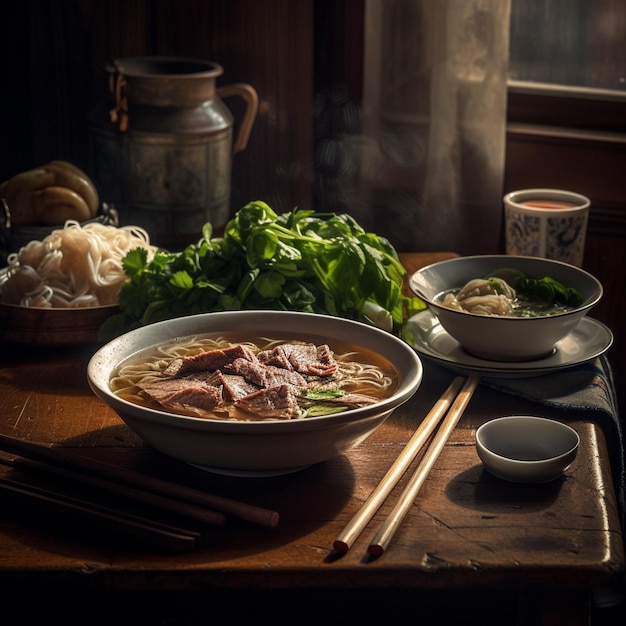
[88,56,258,249]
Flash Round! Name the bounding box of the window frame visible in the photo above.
[507,80,626,134]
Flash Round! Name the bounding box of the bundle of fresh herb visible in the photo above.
[98,201,426,340]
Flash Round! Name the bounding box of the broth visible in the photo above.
[437,287,576,317]
[436,273,583,318]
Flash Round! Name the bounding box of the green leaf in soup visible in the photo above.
[516,275,583,307]
[306,403,350,417]
[304,389,345,400]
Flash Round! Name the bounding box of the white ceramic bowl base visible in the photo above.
[475,416,580,483]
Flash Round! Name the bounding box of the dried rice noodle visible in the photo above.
[0,220,157,308]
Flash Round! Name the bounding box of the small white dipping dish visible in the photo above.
[475,415,580,483]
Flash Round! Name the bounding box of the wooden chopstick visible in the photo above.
[0,452,226,528]
[0,475,201,552]
[367,373,481,556]
[333,375,466,553]
[0,434,279,528]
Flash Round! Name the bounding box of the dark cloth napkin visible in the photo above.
[482,354,625,531]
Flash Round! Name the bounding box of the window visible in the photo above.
[507,0,626,133]
[509,0,626,93]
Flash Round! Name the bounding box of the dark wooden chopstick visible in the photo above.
[0,452,226,528]
[0,433,279,528]
[0,475,200,552]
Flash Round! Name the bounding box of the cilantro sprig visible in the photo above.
[98,201,426,340]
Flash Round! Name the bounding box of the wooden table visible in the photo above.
[0,253,623,625]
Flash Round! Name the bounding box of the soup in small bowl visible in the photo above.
[88,310,423,476]
[409,255,603,362]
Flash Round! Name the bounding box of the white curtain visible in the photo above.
[354,0,511,255]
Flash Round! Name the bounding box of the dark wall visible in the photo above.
[1,0,364,219]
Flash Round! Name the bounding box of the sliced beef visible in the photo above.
[235,384,302,420]
[223,358,307,388]
[138,376,223,411]
[258,342,337,377]
[155,341,352,420]
[257,345,293,370]
[164,344,258,377]
[217,372,261,401]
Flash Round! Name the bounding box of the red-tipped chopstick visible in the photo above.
[333,375,467,553]
[367,373,480,556]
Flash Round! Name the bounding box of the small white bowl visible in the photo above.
[409,255,603,362]
[475,416,580,483]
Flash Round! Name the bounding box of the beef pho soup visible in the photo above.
[110,332,400,422]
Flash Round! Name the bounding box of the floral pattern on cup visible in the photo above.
[505,211,588,265]
[546,214,587,264]
[505,212,541,257]
[503,189,590,267]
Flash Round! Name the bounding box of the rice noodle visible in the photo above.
[0,220,157,308]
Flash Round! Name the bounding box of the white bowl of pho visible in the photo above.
[409,255,603,362]
[87,310,423,476]
[475,415,580,483]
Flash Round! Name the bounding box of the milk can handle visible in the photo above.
[109,71,129,131]
[216,83,259,154]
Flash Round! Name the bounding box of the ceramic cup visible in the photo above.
[503,189,590,267]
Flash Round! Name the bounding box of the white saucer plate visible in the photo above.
[402,310,613,379]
